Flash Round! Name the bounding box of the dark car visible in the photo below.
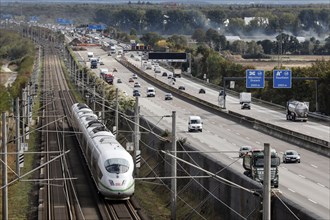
[133,89,140,97]
[162,72,168,77]
[178,86,185,90]
[129,78,134,83]
[241,103,251,109]
[283,150,301,163]
[199,88,206,94]
[117,78,122,83]
[113,68,118,72]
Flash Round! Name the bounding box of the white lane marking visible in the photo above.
[281,167,288,171]
[236,132,240,136]
[299,174,306,179]
[310,164,318,168]
[317,183,325,188]
[256,141,261,145]
[308,198,317,204]
[245,137,250,140]
[227,128,231,132]
[288,188,295,193]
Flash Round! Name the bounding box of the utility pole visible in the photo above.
[134,97,140,176]
[22,89,26,144]
[115,88,119,140]
[2,112,8,220]
[102,88,105,124]
[171,111,177,220]
[15,97,20,176]
[263,143,271,220]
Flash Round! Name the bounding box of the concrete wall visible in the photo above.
[121,112,319,220]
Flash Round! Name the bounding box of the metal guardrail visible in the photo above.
[118,58,329,157]
[181,72,330,122]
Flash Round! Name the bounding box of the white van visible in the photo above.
[146,87,156,97]
[188,116,203,132]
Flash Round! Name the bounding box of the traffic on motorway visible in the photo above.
[73,38,329,220]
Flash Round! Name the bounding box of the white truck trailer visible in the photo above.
[239,92,251,104]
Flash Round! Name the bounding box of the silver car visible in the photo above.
[239,146,252,157]
[283,150,301,163]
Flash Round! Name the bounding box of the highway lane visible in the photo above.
[75,47,329,219]
[128,54,330,143]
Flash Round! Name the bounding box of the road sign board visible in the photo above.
[273,70,292,88]
[246,70,265,88]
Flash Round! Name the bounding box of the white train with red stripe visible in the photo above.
[71,103,134,200]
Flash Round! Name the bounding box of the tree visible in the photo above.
[231,40,247,54]
[167,35,187,51]
[192,28,206,43]
[226,18,244,35]
[140,32,163,47]
[246,41,264,55]
[259,39,273,54]
[130,28,137,36]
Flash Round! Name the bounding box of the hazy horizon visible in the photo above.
[1,0,330,5]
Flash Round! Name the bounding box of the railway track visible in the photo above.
[37,33,143,220]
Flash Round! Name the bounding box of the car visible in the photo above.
[162,72,168,77]
[134,82,141,88]
[146,87,156,97]
[283,150,301,163]
[239,146,252,157]
[135,57,140,61]
[117,78,122,83]
[129,78,134,83]
[188,115,203,132]
[178,86,185,90]
[99,60,104,65]
[132,74,138,79]
[130,54,135,58]
[133,90,140,97]
[164,93,173,100]
[113,68,118,72]
[199,88,206,94]
[241,103,251,109]
[154,67,161,73]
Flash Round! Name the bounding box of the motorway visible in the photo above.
[74,45,329,219]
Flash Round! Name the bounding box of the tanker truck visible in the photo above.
[286,100,309,122]
[243,149,280,188]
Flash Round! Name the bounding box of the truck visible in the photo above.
[110,45,116,54]
[243,148,280,188]
[103,73,114,85]
[90,58,98,69]
[239,92,251,104]
[173,69,182,78]
[286,100,309,122]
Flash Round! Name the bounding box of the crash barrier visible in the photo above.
[118,58,329,157]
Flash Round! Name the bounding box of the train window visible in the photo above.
[104,158,129,174]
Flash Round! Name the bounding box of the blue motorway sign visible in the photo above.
[273,70,292,88]
[246,69,265,88]
[56,18,73,25]
[88,24,107,31]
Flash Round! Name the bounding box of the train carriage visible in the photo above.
[71,103,135,200]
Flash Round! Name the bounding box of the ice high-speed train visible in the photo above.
[71,103,135,200]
